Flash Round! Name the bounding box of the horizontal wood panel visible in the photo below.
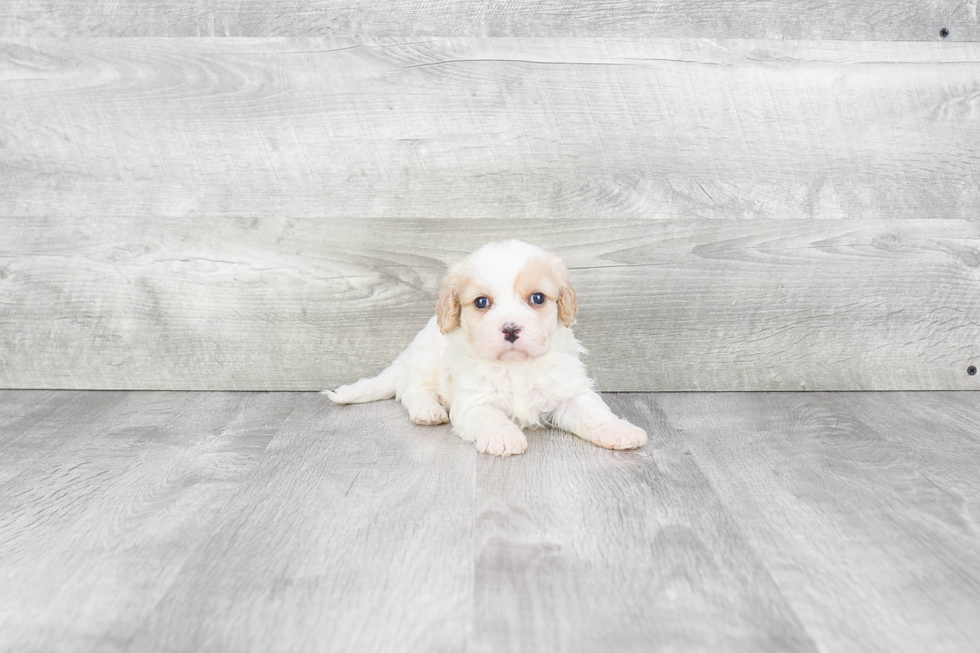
[1,216,978,391]
[2,1,976,40]
[2,38,979,220]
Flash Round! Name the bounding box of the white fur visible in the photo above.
[324,240,647,456]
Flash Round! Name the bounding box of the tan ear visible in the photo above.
[554,258,579,327]
[436,266,461,334]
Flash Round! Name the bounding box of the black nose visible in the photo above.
[502,323,521,343]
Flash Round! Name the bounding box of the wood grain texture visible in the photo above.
[1,0,977,39]
[3,38,979,390]
[0,391,303,651]
[2,216,978,391]
[473,396,815,652]
[2,390,980,651]
[824,391,980,545]
[2,38,979,221]
[124,395,476,653]
[658,391,980,653]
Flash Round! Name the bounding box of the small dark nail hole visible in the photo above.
[940,27,950,38]
[969,365,977,376]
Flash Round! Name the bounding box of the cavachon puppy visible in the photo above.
[324,240,647,456]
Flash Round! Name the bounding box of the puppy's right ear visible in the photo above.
[436,266,462,334]
[552,257,579,328]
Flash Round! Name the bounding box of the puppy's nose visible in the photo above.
[502,323,522,343]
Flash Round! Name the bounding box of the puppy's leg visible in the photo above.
[452,404,527,456]
[551,391,647,450]
[393,317,449,425]
[402,389,449,426]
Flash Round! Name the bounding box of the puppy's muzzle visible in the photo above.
[502,323,522,343]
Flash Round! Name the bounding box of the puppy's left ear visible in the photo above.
[553,258,578,327]
[436,264,462,334]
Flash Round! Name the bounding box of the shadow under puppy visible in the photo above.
[325,240,647,456]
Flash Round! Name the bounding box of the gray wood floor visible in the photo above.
[1,390,978,652]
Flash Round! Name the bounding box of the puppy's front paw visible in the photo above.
[475,429,528,456]
[591,420,647,450]
[409,400,450,426]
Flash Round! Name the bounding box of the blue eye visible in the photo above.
[474,297,490,309]
[530,292,545,305]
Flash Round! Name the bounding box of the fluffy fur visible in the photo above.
[324,240,647,456]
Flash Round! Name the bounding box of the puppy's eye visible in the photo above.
[530,292,546,305]
[474,297,491,309]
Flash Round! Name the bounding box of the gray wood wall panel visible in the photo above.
[2,216,977,391]
[3,37,979,390]
[2,1,976,40]
[2,39,979,221]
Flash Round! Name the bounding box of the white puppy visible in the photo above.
[324,240,647,456]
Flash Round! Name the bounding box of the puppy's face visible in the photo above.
[437,241,578,362]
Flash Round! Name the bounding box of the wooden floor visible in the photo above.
[1,391,978,652]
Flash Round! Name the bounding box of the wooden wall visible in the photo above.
[3,2,978,40]
[1,5,978,390]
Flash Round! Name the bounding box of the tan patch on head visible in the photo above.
[456,275,492,307]
[514,254,577,327]
[513,257,559,304]
[439,261,497,335]
[456,274,495,337]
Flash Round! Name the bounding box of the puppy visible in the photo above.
[324,240,647,456]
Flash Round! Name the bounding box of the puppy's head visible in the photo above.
[437,241,578,362]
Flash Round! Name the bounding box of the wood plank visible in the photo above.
[0,391,302,651]
[2,1,976,40]
[472,394,816,652]
[0,389,60,432]
[122,394,475,652]
[2,38,979,221]
[658,392,980,653]
[2,216,978,391]
[824,392,980,528]
[0,390,131,485]
[3,390,979,650]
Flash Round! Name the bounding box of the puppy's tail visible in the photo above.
[322,362,401,404]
